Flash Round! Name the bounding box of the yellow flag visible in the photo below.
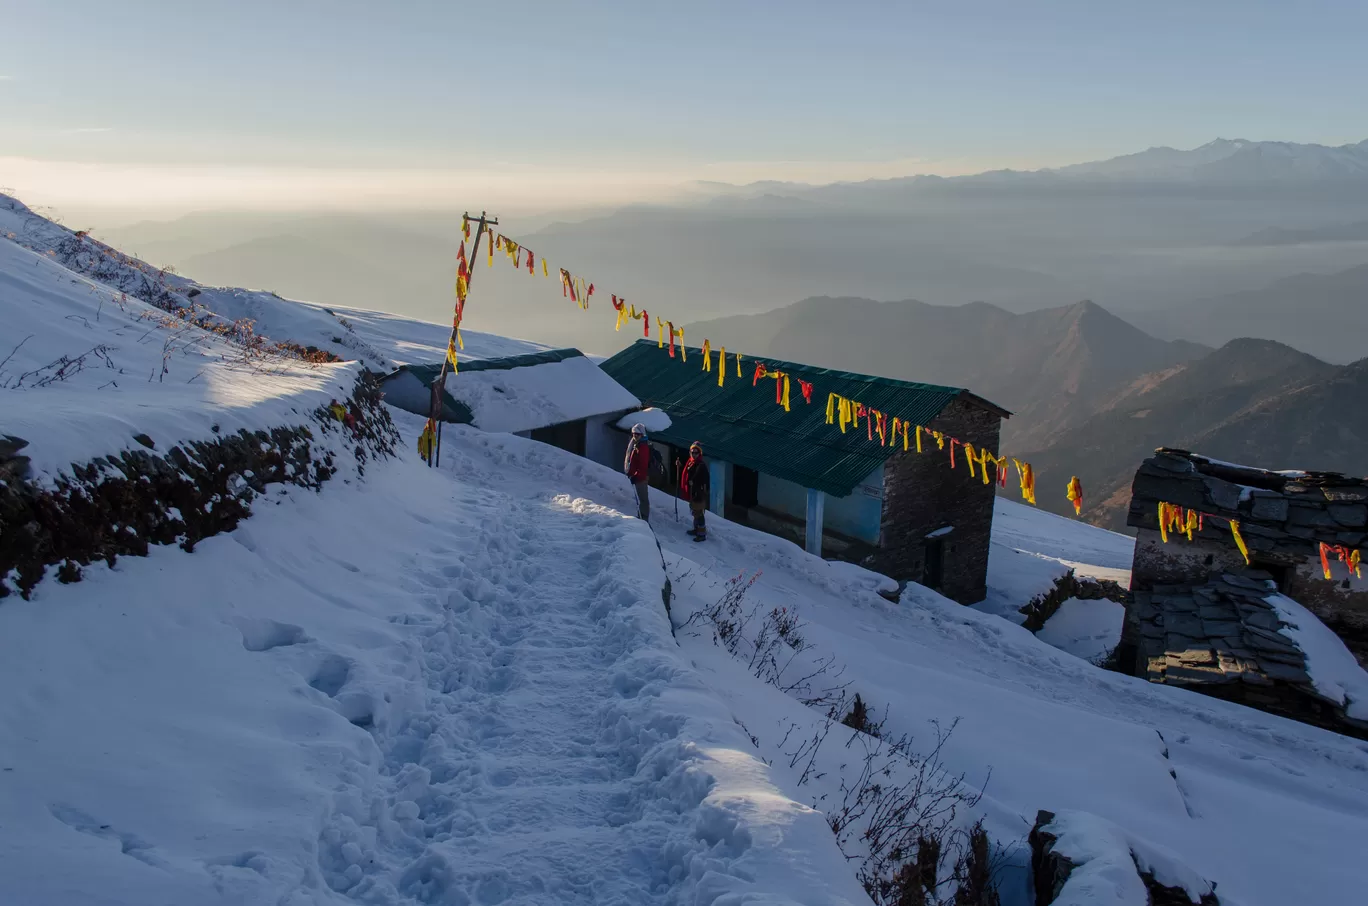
[702,339,712,371]
[446,338,458,371]
[1230,519,1250,564]
[542,258,549,277]
[718,347,726,387]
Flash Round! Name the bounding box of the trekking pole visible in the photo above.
[674,458,680,522]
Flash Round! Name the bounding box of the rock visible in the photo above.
[1152,452,1197,473]
[1249,495,1289,521]
[1288,504,1339,528]
[0,434,32,481]
[1328,503,1368,527]
[132,433,156,450]
[1260,660,1312,684]
[1203,477,1244,511]
[0,434,29,458]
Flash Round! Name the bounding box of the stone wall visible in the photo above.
[1126,449,1368,667]
[0,373,398,600]
[875,396,1002,604]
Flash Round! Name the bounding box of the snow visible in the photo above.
[0,222,359,481]
[1,192,549,375]
[1035,598,1127,664]
[0,427,865,906]
[5,194,1368,905]
[447,355,639,434]
[420,426,1368,906]
[1040,810,1216,906]
[1267,593,1368,720]
[617,407,673,433]
[978,497,1134,624]
[925,524,954,539]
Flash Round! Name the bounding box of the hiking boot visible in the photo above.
[692,532,707,542]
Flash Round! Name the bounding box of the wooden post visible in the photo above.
[805,488,825,557]
[431,211,497,467]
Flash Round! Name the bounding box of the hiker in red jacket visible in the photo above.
[624,423,653,522]
[679,441,711,541]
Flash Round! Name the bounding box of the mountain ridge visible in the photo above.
[689,295,1209,450]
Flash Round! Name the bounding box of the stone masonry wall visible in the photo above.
[0,373,398,600]
[1126,449,1368,667]
[874,396,1002,604]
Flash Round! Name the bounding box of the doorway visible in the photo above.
[923,537,945,591]
[732,465,759,508]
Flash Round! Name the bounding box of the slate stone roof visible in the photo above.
[1128,448,1368,555]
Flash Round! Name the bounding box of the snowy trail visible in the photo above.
[314,486,698,903]
[432,422,1368,906]
[0,424,866,906]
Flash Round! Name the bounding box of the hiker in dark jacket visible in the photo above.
[679,441,711,541]
[624,423,652,522]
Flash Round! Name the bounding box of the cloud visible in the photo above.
[60,127,115,135]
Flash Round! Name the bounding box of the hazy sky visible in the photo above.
[3,0,1365,221]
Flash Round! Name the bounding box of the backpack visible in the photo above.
[649,447,664,474]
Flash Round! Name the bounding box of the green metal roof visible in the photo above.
[600,340,1006,497]
[389,348,587,425]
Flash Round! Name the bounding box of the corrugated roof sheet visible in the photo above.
[600,340,1005,497]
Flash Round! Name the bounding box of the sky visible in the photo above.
[2,0,1366,223]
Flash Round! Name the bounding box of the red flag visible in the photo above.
[799,379,812,403]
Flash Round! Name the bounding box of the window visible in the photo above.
[732,466,759,508]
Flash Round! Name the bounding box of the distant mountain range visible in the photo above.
[689,297,1208,451]
[1050,138,1368,183]
[1234,220,1368,246]
[93,136,1368,350]
[1021,340,1367,530]
[689,296,1366,532]
[1134,262,1368,365]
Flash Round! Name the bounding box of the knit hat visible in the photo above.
[689,441,702,453]
[631,423,646,436]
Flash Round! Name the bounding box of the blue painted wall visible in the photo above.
[757,467,883,544]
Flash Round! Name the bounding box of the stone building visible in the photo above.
[599,340,1011,604]
[1121,448,1368,737]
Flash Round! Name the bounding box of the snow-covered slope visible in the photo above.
[0,205,359,480]
[979,497,1132,623]
[4,411,1366,904]
[1,193,547,375]
[5,194,1368,904]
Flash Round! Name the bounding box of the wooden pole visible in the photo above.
[431,210,497,467]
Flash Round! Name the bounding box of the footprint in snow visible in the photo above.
[309,654,351,698]
[49,804,165,868]
[236,618,309,652]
